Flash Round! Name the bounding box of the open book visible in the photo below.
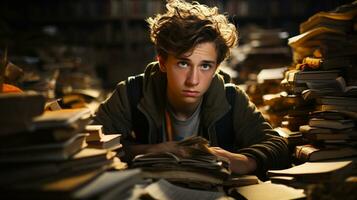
[268,160,353,183]
[132,137,230,186]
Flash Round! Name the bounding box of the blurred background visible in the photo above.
[0,0,353,90]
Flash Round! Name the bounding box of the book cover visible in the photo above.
[309,118,355,130]
[87,134,122,150]
[295,144,357,161]
[0,133,88,162]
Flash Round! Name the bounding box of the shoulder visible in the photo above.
[225,83,250,102]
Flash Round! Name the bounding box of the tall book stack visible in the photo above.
[276,1,357,160]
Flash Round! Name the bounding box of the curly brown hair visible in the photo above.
[147,0,238,65]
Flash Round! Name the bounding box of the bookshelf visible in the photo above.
[0,0,353,88]
[0,0,164,88]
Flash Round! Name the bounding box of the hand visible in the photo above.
[148,142,193,158]
[209,146,257,175]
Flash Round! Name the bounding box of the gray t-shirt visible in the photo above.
[164,102,201,141]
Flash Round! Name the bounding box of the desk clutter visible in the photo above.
[1,1,357,200]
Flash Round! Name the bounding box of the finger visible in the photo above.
[209,146,223,150]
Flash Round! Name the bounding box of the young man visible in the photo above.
[94,0,290,177]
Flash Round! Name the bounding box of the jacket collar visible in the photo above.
[139,62,231,129]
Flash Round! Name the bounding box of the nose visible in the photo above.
[185,67,199,86]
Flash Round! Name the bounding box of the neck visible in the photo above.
[167,97,201,121]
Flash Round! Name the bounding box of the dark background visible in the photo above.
[0,0,354,89]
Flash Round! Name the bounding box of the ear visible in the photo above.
[157,56,166,72]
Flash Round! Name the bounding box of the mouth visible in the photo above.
[182,90,200,97]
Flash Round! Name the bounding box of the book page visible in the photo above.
[236,182,305,200]
[145,179,233,200]
[268,161,352,176]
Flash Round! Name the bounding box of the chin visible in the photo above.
[182,97,201,105]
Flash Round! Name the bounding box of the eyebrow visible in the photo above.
[201,60,216,65]
[176,57,216,65]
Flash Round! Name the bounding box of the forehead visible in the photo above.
[179,42,217,60]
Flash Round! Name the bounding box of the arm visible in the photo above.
[210,146,257,175]
[226,87,290,177]
[93,81,132,136]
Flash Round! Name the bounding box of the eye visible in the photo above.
[177,61,188,68]
[201,63,212,71]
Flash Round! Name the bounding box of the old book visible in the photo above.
[295,144,357,161]
[0,128,86,149]
[316,104,357,112]
[33,108,91,129]
[0,148,116,186]
[286,69,341,84]
[84,125,105,141]
[0,92,45,135]
[316,96,357,107]
[267,160,353,182]
[132,137,231,186]
[309,110,351,120]
[300,3,357,33]
[59,148,117,171]
[300,124,355,141]
[87,134,122,150]
[335,76,357,96]
[300,56,352,70]
[309,118,355,130]
[300,75,356,98]
[3,169,105,200]
[0,92,45,121]
[0,133,88,162]
[84,125,122,150]
[134,158,229,186]
[288,27,345,49]
[303,132,351,141]
[300,125,334,134]
[72,169,142,200]
[29,108,92,142]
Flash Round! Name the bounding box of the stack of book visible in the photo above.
[2,168,143,200]
[289,1,357,66]
[295,110,357,162]
[275,1,357,160]
[0,103,128,199]
[256,67,289,127]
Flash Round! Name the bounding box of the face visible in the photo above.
[159,42,218,110]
